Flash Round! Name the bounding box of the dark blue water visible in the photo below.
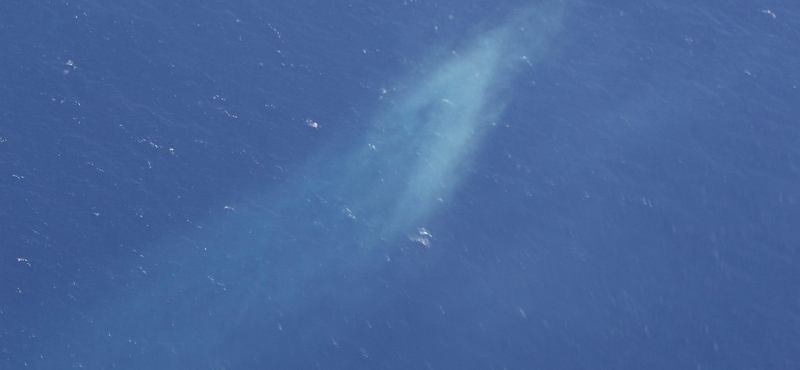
[2,0,798,369]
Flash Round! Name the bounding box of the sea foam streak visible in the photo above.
[68,3,564,367]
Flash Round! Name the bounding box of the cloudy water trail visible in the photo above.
[54,2,566,368]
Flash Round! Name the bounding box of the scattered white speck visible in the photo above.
[521,55,533,66]
[17,258,32,267]
[267,23,281,39]
[304,119,319,128]
[418,227,432,237]
[62,59,77,74]
[409,233,431,248]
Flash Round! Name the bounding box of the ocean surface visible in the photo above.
[1,0,799,369]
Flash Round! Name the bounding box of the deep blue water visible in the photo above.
[2,0,799,369]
